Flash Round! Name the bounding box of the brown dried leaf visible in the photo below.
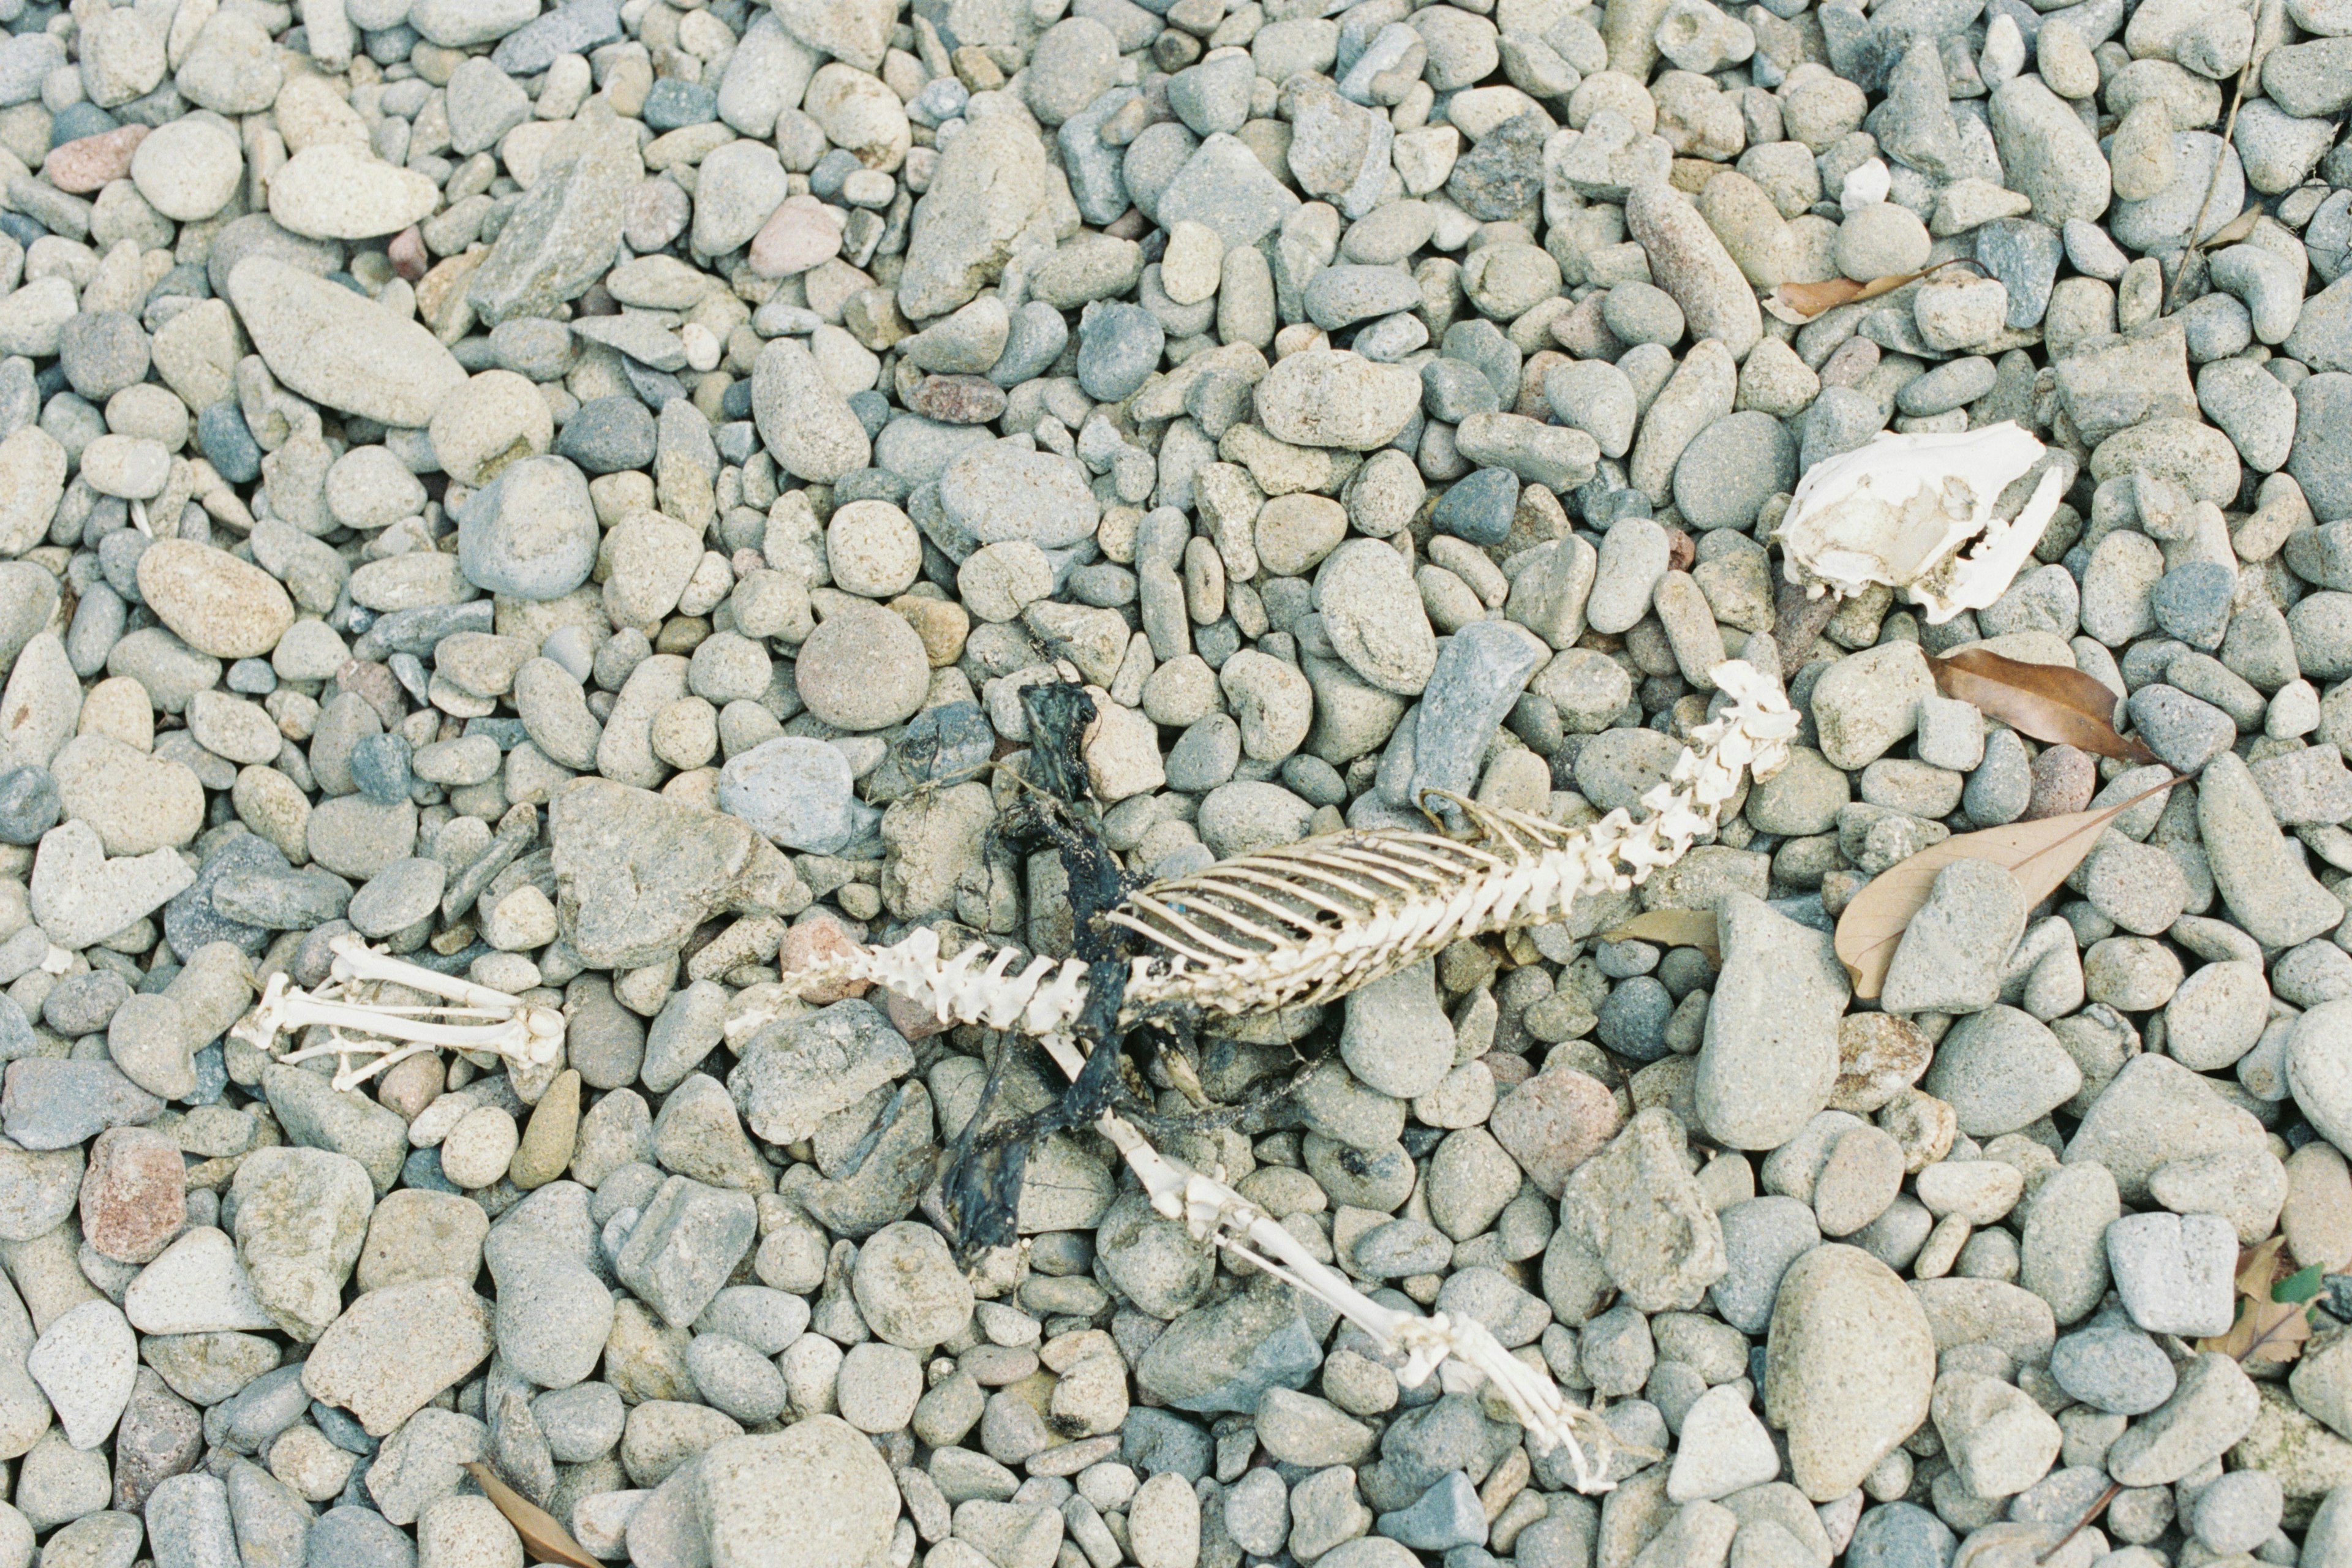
[1834,775,2176,997]
[2236,1235,2291,1298]
[1930,648,2160,765]
[2193,1235,2320,1363]
[1763,260,1962,323]
[2204,1294,2314,1364]
[466,1463,600,1568]
[1602,907,1721,960]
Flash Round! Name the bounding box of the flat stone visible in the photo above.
[2105,1351,2260,1487]
[2201,752,2352,949]
[225,258,466,428]
[1695,894,1847,1150]
[1559,1108,1728,1313]
[613,1175,758,1329]
[1880,859,2028,1014]
[229,1146,375,1343]
[549,780,799,970]
[28,1300,135,1449]
[695,1416,900,1568]
[135,542,295,662]
[1254,350,1421,451]
[266,145,439,239]
[124,1227,277,1335]
[300,1278,494,1436]
[2106,1211,2237,1337]
[468,104,642,325]
[1,1058,163,1151]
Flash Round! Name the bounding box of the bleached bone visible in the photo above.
[1775,422,2070,624]
[783,660,1798,1037]
[1022,1027,1637,1491]
[232,934,565,1094]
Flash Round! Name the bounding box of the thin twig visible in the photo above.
[2037,1481,2121,1564]
[2164,57,2253,315]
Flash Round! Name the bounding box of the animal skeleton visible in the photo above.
[232,933,567,1095]
[779,660,1795,1488]
[782,658,1798,1042]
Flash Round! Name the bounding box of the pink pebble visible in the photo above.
[750,194,845,280]
[42,123,148,194]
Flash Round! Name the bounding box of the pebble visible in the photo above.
[717,737,874,854]
[225,258,466,428]
[1764,1245,1937,1501]
[28,1299,137,1449]
[1923,1006,2084,1137]
[1881,860,2027,1015]
[1697,895,1845,1150]
[696,1418,900,1568]
[794,604,931,731]
[1316,540,1438,695]
[1339,961,1455,1100]
[268,146,439,240]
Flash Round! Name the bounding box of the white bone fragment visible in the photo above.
[1022,1027,1640,1491]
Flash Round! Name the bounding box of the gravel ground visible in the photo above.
[0,0,2348,1566]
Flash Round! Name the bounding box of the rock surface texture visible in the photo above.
[0,0,2340,1566]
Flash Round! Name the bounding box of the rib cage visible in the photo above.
[1114,798,1600,1017]
[782,660,1800,1039]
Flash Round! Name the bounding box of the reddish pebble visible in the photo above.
[43,124,148,193]
[1486,1052,1533,1088]
[884,986,953,1042]
[781,919,869,1005]
[2022,742,2096,820]
[750,194,844,279]
[1550,294,1616,358]
[1819,336,1880,388]
[1665,527,1696,572]
[908,374,1009,424]
[377,1048,446,1121]
[388,225,429,280]
[1488,1066,1621,1196]
[80,1126,187,1265]
[1518,349,1566,416]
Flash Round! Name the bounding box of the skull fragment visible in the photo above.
[1774,421,2070,624]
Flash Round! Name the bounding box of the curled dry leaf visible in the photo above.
[1602,907,1721,961]
[1834,772,2178,997]
[466,1462,601,1568]
[1763,259,1967,324]
[1930,647,2158,764]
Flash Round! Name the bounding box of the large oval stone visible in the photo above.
[1763,1242,1936,1501]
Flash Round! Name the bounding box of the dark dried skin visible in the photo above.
[941,683,1310,1261]
[944,684,1148,1261]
